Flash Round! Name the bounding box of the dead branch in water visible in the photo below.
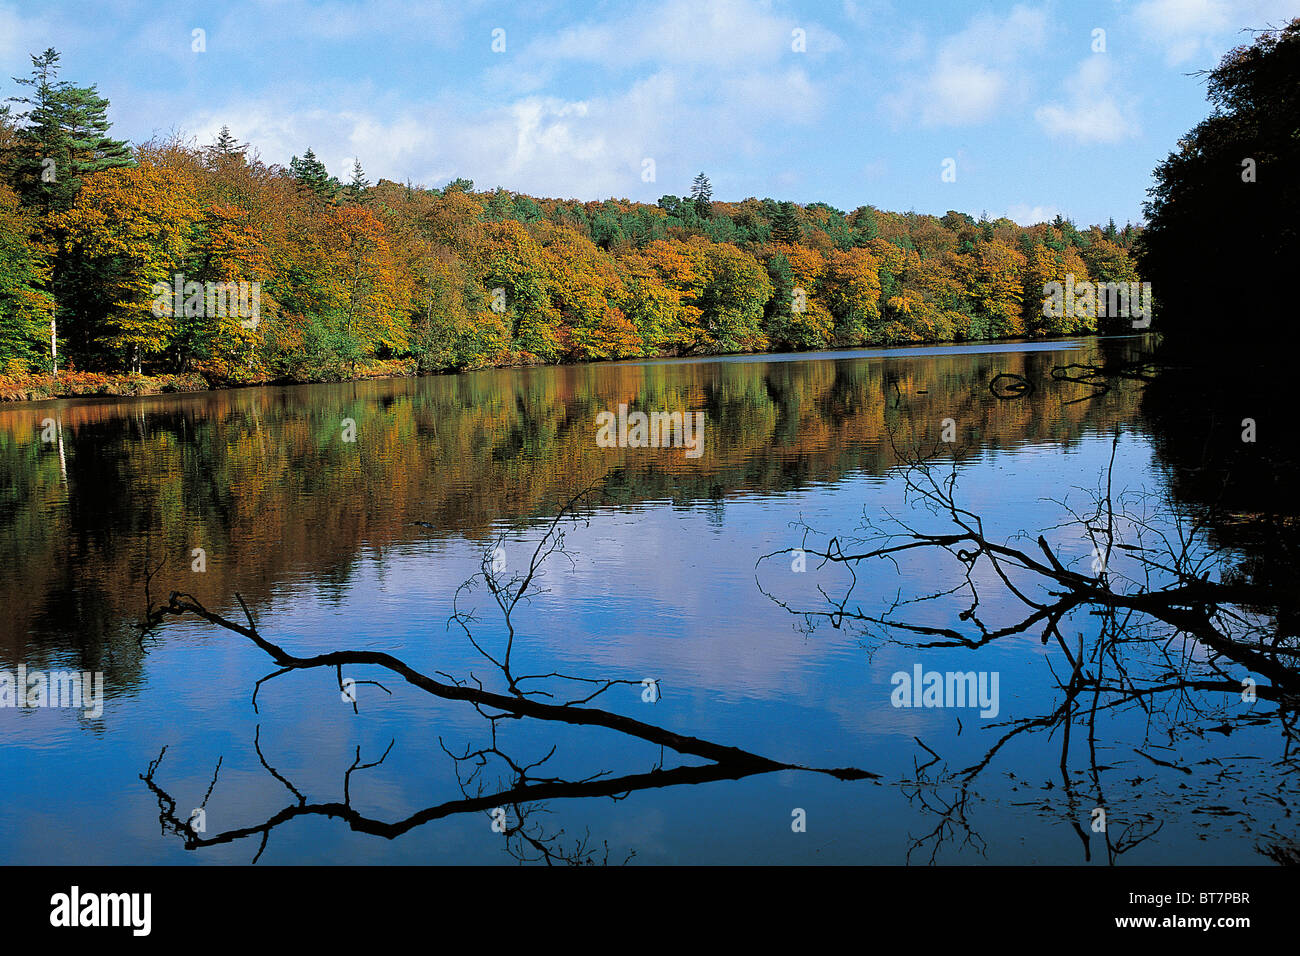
[140,488,873,862]
[757,436,1300,862]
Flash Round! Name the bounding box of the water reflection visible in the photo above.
[759,433,1300,864]
[139,497,872,864]
[5,336,1294,864]
[0,338,1143,668]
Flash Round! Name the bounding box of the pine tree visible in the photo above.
[345,158,370,203]
[771,201,801,245]
[764,252,795,329]
[482,188,515,222]
[849,205,878,246]
[204,127,249,180]
[4,48,132,374]
[5,48,133,213]
[349,158,368,187]
[690,172,712,219]
[289,147,340,200]
[210,125,245,155]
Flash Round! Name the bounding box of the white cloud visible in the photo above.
[250,0,820,198]
[104,0,848,203]
[1007,202,1060,225]
[1133,0,1232,64]
[0,3,55,76]
[1035,56,1140,144]
[1131,0,1297,66]
[716,67,823,125]
[181,70,686,200]
[841,0,890,30]
[231,0,469,44]
[924,59,1007,125]
[532,0,843,67]
[887,4,1048,126]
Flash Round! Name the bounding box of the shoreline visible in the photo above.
[0,332,1145,406]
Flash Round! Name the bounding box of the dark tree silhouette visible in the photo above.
[1140,19,1300,357]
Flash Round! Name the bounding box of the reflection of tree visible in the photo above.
[899,760,985,865]
[140,493,874,864]
[759,438,1300,864]
[437,721,638,865]
[1,340,1147,660]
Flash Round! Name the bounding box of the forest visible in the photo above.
[0,49,1145,398]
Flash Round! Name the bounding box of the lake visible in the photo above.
[0,336,1292,864]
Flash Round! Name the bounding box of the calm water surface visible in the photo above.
[0,337,1291,864]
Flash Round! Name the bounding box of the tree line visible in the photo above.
[0,47,1145,387]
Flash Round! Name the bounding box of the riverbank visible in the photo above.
[1,333,1137,404]
[0,359,419,403]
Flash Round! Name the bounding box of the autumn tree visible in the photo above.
[823,247,882,346]
[763,243,832,350]
[321,205,408,375]
[179,202,276,379]
[962,239,1026,338]
[618,239,703,353]
[407,249,507,372]
[1023,243,1093,336]
[479,220,561,364]
[54,161,203,371]
[689,238,772,354]
[535,222,641,360]
[0,184,51,372]
[1081,230,1141,334]
[0,48,1155,383]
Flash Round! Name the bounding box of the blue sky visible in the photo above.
[1,0,1294,226]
